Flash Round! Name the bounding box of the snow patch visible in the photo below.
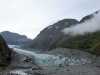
[48,26,53,29]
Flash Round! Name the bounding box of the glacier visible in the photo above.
[9,45,91,67]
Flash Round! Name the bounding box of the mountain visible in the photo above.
[50,11,99,49]
[30,19,79,50]
[51,11,100,56]
[0,35,11,70]
[0,31,32,45]
[30,10,100,56]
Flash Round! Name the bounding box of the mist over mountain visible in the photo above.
[62,11,100,36]
[54,10,100,56]
[0,31,32,45]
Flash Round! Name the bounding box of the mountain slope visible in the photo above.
[49,12,97,50]
[50,11,100,56]
[30,19,79,50]
[0,35,11,70]
[60,31,100,56]
[0,31,32,45]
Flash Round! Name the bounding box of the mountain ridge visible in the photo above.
[0,31,32,45]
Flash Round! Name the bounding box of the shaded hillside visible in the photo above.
[0,35,11,70]
[30,19,79,50]
[0,31,32,45]
[60,31,100,56]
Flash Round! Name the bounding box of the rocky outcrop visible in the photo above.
[0,31,32,45]
[0,35,11,70]
[30,19,79,50]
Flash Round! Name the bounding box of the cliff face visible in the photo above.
[0,31,32,45]
[30,19,79,50]
[0,35,11,70]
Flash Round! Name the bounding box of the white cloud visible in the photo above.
[62,11,100,35]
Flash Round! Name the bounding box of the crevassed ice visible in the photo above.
[33,54,90,67]
[9,45,91,67]
[10,70,27,75]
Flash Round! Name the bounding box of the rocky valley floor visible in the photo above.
[0,48,100,75]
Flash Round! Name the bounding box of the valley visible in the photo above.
[1,45,100,75]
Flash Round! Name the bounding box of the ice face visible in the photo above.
[33,54,66,66]
[33,54,90,67]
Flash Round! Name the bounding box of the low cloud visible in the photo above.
[62,11,100,36]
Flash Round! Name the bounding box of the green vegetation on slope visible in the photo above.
[0,35,11,70]
[61,31,100,56]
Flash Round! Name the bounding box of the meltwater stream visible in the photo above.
[9,45,90,67]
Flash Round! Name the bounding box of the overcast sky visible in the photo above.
[0,0,100,39]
